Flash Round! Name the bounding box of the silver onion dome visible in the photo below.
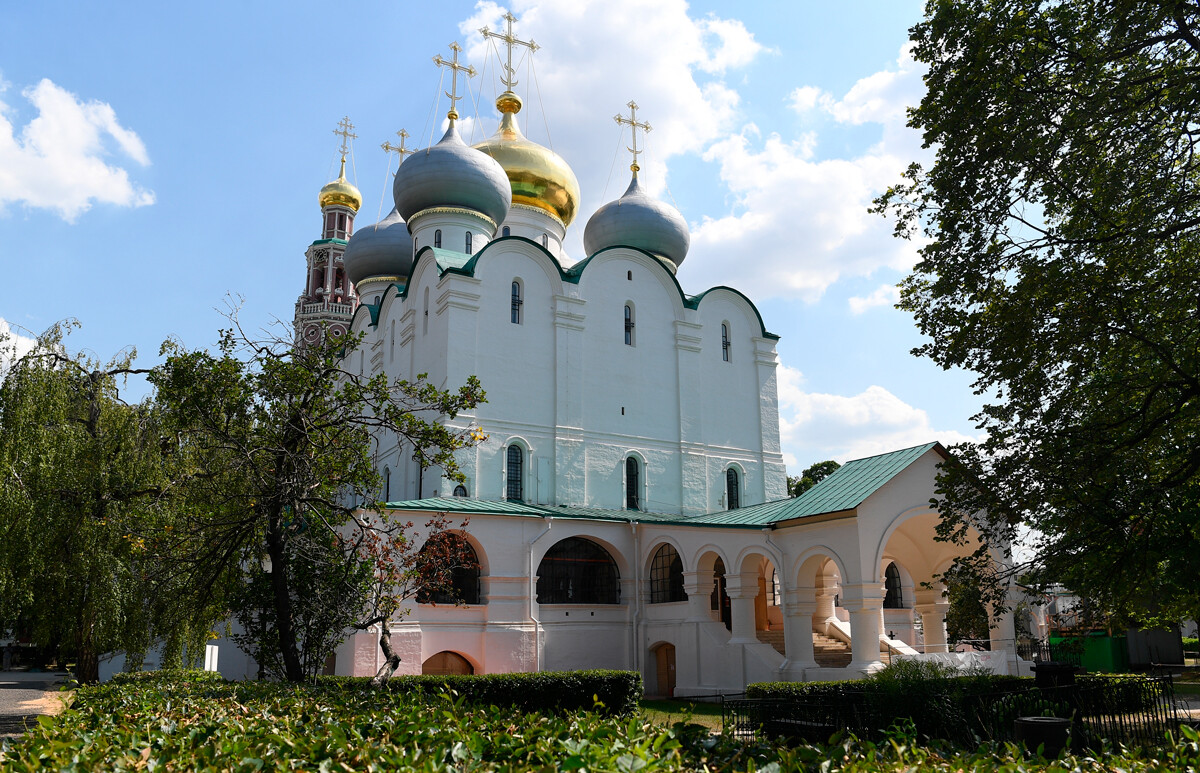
[393,123,512,227]
[583,173,690,268]
[343,207,414,287]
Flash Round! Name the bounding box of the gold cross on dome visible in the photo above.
[332,116,357,157]
[432,42,476,121]
[614,101,652,173]
[381,129,414,159]
[480,11,538,91]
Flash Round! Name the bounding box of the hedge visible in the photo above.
[316,669,642,716]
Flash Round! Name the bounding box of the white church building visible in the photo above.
[252,25,1021,695]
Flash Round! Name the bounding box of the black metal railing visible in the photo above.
[1016,639,1084,668]
[724,675,1179,750]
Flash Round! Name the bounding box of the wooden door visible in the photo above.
[421,651,474,675]
[654,644,676,697]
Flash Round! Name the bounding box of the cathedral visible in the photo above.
[275,20,1020,694]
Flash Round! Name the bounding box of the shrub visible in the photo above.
[317,669,642,716]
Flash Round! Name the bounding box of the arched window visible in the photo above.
[422,287,429,334]
[726,468,740,510]
[506,445,523,502]
[649,544,686,603]
[434,229,442,248]
[502,226,511,237]
[453,484,468,498]
[465,231,473,253]
[511,280,522,324]
[625,457,640,510]
[721,323,731,362]
[383,466,391,501]
[536,537,620,604]
[624,304,635,346]
[884,562,904,609]
[541,233,549,248]
[417,533,480,605]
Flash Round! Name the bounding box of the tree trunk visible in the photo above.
[267,530,305,682]
[368,619,401,688]
[75,607,99,684]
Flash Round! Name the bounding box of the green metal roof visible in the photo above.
[383,442,945,528]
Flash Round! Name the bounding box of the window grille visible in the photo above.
[625,457,640,510]
[722,323,731,362]
[649,544,686,603]
[536,537,620,604]
[506,445,523,502]
[884,562,904,608]
[726,468,740,510]
[624,304,635,345]
[434,229,442,248]
[511,281,522,324]
[417,534,480,605]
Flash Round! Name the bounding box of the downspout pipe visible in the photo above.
[528,517,553,672]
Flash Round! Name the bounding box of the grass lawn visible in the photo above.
[640,698,724,731]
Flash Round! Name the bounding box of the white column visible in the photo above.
[843,583,885,674]
[988,600,1017,657]
[913,588,950,653]
[726,573,758,644]
[781,589,818,676]
[682,571,712,623]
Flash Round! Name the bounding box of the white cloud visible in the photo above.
[0,318,37,374]
[848,283,900,314]
[0,77,154,222]
[776,364,980,468]
[683,45,929,300]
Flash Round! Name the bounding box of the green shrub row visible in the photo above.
[3,675,1199,771]
[316,669,642,716]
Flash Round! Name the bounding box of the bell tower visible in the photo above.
[295,117,363,345]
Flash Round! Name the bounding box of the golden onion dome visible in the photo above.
[318,156,362,212]
[472,92,580,226]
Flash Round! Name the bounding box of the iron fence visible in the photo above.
[724,675,1180,751]
[1016,639,1084,668]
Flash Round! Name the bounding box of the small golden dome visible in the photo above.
[319,157,362,212]
[473,92,580,226]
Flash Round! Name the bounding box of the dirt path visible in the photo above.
[0,672,69,738]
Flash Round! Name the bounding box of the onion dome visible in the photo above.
[472,92,581,226]
[393,122,511,227]
[583,171,690,269]
[318,157,362,212]
[343,207,414,286]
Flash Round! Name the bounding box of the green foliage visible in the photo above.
[874,0,1200,627]
[318,669,642,716]
[787,460,841,498]
[4,673,1200,771]
[940,563,991,645]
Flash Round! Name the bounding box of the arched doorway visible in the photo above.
[710,558,731,630]
[649,643,676,697]
[421,651,474,675]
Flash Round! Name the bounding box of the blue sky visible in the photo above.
[0,0,982,471]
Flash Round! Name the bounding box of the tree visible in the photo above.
[874,1,1200,625]
[788,460,841,498]
[151,314,486,682]
[0,323,215,682]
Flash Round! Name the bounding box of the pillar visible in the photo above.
[987,600,1017,657]
[682,571,711,622]
[913,587,950,654]
[725,573,758,644]
[781,588,818,676]
[842,583,885,674]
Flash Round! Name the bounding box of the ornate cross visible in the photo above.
[432,42,476,121]
[332,116,357,157]
[480,11,539,91]
[381,129,414,160]
[614,101,652,173]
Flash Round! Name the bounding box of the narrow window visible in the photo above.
[506,445,524,502]
[627,270,632,281]
[465,231,473,253]
[721,323,731,362]
[453,484,468,498]
[625,457,640,510]
[502,226,511,237]
[541,233,548,248]
[511,281,522,324]
[384,467,391,501]
[336,212,347,238]
[624,304,635,346]
[884,563,904,608]
[422,287,429,335]
[324,212,336,238]
[726,468,740,510]
[389,320,395,362]
[434,229,442,248]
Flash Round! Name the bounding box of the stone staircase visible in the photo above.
[754,630,854,668]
